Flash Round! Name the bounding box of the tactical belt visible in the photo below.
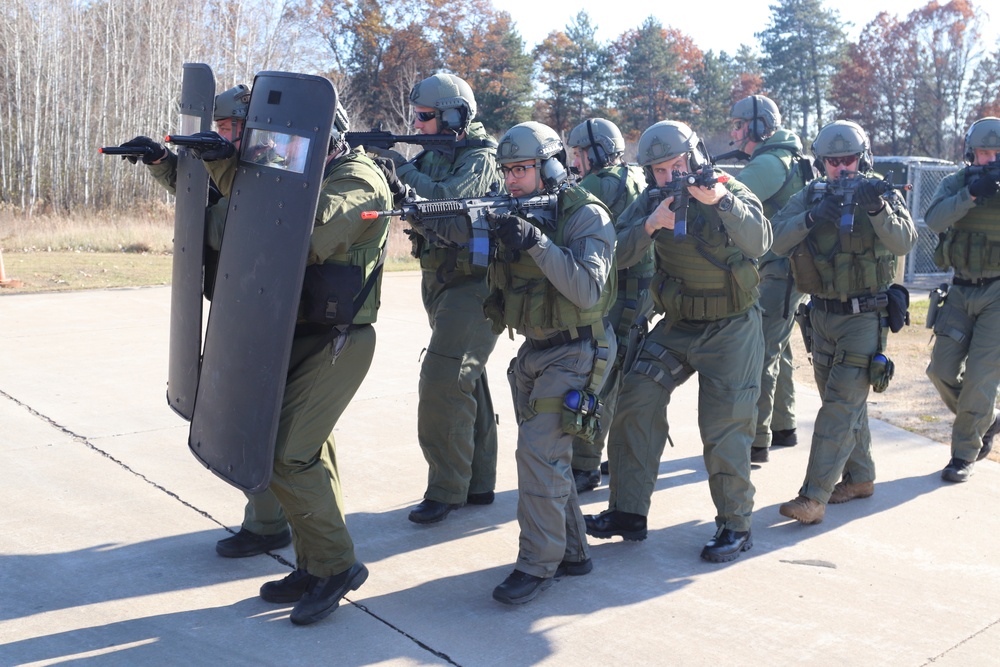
[811,293,888,315]
[616,272,652,291]
[953,275,1000,288]
[526,325,595,350]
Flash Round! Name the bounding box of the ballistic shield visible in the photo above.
[188,71,336,493]
[166,62,215,421]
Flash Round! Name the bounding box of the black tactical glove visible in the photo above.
[373,157,408,207]
[187,131,236,161]
[120,136,167,165]
[969,176,999,200]
[367,145,408,168]
[855,178,885,212]
[487,211,540,250]
[808,196,841,227]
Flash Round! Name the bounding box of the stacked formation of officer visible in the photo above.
[115,69,1000,622]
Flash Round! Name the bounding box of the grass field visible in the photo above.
[0,211,418,292]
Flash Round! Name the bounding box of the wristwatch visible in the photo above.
[716,192,735,212]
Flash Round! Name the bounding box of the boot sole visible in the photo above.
[216,530,292,558]
[585,528,647,541]
[700,536,753,563]
[829,490,874,504]
[289,564,369,626]
[408,504,463,524]
[779,506,824,524]
[492,577,554,605]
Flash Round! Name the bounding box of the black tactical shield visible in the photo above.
[188,72,336,493]
[166,63,215,421]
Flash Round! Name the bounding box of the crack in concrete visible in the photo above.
[2,388,458,664]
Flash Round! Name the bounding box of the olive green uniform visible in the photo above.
[771,176,916,502]
[736,129,810,449]
[206,147,393,576]
[147,153,288,538]
[925,170,1000,462]
[606,176,768,532]
[487,186,616,577]
[571,163,652,473]
[395,123,503,505]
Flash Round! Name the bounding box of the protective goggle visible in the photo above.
[500,164,536,178]
[824,155,860,167]
[414,110,437,122]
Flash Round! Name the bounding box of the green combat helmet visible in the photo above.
[408,73,477,134]
[567,118,625,172]
[636,120,707,185]
[214,84,251,121]
[810,120,872,174]
[496,121,569,192]
[964,117,1000,162]
[729,94,781,143]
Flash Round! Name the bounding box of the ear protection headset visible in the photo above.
[586,120,610,170]
[540,151,569,191]
[440,107,467,134]
[750,95,765,143]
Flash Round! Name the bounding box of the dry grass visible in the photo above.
[0,212,418,292]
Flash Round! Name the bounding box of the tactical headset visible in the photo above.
[586,120,610,171]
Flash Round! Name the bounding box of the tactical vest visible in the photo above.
[584,165,655,293]
[649,191,761,322]
[788,181,897,299]
[933,171,1000,276]
[752,145,811,219]
[314,151,392,325]
[413,128,501,281]
[487,186,616,333]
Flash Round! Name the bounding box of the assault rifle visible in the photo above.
[98,145,158,159]
[362,191,558,268]
[346,124,465,158]
[813,171,911,235]
[965,158,1000,185]
[647,167,730,237]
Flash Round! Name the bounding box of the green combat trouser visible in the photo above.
[241,489,287,536]
[754,261,806,447]
[926,280,1000,461]
[418,274,498,504]
[268,324,376,578]
[802,309,879,503]
[508,339,594,578]
[607,307,762,532]
[571,281,652,472]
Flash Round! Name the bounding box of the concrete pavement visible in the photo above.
[1,272,999,666]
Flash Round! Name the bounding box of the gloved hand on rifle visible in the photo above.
[969,175,999,200]
[373,157,409,207]
[187,132,236,162]
[119,136,168,165]
[807,195,841,228]
[855,178,886,212]
[367,145,408,168]
[487,211,540,250]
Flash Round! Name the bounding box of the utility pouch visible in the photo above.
[795,301,814,354]
[561,390,602,443]
[926,282,949,329]
[482,289,506,335]
[885,283,910,333]
[301,263,363,326]
[869,353,895,393]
